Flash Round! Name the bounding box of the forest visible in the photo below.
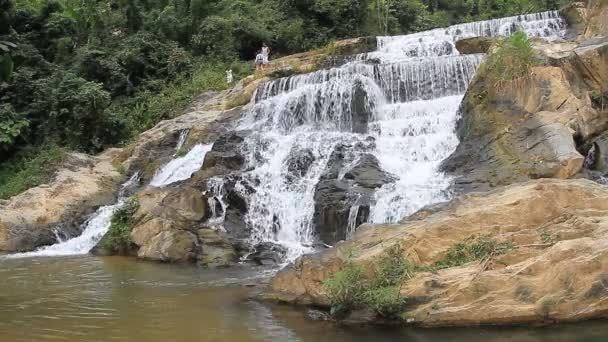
[0,0,566,198]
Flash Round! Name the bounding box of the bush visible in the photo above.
[427,236,514,271]
[480,31,540,88]
[324,244,413,319]
[0,144,65,200]
[101,196,139,253]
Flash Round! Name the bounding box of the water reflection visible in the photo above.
[0,256,606,342]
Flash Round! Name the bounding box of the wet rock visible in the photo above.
[197,228,239,268]
[313,147,393,244]
[351,79,373,134]
[343,154,396,189]
[455,37,497,54]
[343,308,377,325]
[200,131,250,177]
[0,151,123,252]
[584,131,608,173]
[307,309,332,321]
[137,230,198,263]
[286,148,315,178]
[245,242,288,265]
[222,176,255,240]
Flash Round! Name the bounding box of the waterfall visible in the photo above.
[223,10,566,260]
[150,144,213,187]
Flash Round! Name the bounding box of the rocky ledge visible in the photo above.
[264,178,608,326]
[0,150,123,252]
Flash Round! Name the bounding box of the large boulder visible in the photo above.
[313,145,394,244]
[455,37,497,54]
[130,186,209,262]
[443,37,608,193]
[0,151,123,252]
[266,179,608,326]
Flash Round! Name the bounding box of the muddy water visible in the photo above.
[0,256,607,342]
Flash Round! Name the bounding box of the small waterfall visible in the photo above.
[174,129,189,155]
[150,144,213,187]
[4,200,125,259]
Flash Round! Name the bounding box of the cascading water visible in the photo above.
[150,143,213,187]
[226,10,566,260]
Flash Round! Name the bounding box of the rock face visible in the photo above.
[313,145,394,244]
[0,151,123,252]
[130,186,208,262]
[442,36,608,193]
[561,0,608,39]
[266,179,608,326]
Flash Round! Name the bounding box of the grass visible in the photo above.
[479,31,540,90]
[116,61,252,138]
[0,145,65,200]
[324,244,414,319]
[424,236,514,272]
[101,196,139,253]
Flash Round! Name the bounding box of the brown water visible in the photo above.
[0,256,607,342]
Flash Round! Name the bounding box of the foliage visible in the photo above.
[426,235,514,271]
[1,0,564,195]
[324,244,414,319]
[102,196,140,253]
[0,144,65,199]
[479,31,541,87]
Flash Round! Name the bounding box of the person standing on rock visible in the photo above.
[255,50,264,71]
[261,43,271,69]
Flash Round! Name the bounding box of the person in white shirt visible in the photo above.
[261,43,271,68]
[255,51,264,71]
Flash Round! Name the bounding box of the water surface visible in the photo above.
[1,256,607,342]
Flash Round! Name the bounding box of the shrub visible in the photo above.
[324,244,413,319]
[427,236,514,271]
[480,31,540,88]
[0,144,65,200]
[101,196,140,253]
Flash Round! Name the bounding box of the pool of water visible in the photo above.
[0,256,607,342]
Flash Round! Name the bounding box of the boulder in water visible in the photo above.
[313,146,394,244]
[197,228,239,267]
[244,242,288,266]
[351,79,373,134]
[285,148,315,179]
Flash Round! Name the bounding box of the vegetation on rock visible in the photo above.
[424,235,514,271]
[101,196,140,253]
[324,244,415,319]
[479,31,541,89]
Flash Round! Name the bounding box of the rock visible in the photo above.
[197,228,238,267]
[582,0,608,38]
[560,2,589,38]
[306,309,331,321]
[0,151,123,252]
[443,37,608,193]
[124,109,241,181]
[351,79,373,134]
[584,131,608,173]
[343,154,396,189]
[137,230,198,263]
[313,146,393,244]
[197,131,249,179]
[265,179,608,326]
[244,242,288,266]
[455,37,497,54]
[222,177,255,240]
[129,186,209,263]
[285,148,315,179]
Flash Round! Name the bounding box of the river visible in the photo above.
[1,256,607,342]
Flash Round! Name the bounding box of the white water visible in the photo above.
[229,10,566,260]
[150,144,213,187]
[4,201,125,259]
